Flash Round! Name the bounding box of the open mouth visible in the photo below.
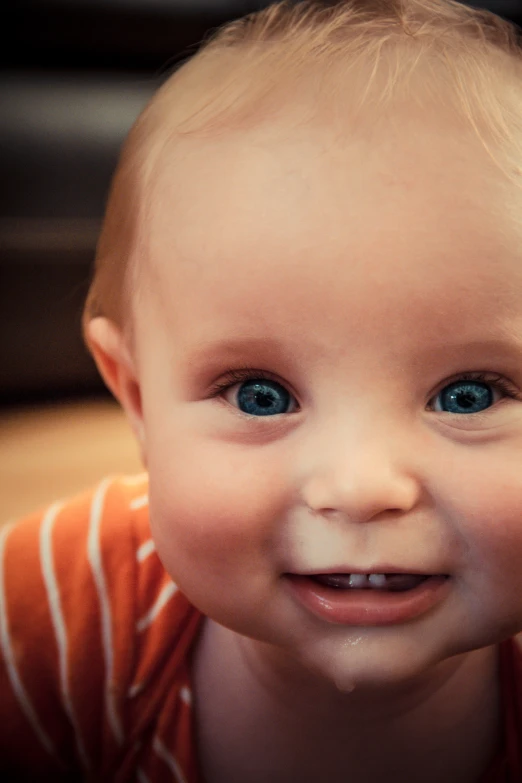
[308,573,437,592]
[284,573,451,625]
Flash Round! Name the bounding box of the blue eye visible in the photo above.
[434,380,494,414]
[236,379,292,416]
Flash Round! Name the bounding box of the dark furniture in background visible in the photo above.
[1,0,271,401]
[1,0,521,402]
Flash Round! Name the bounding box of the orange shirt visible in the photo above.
[0,476,521,781]
[1,475,202,783]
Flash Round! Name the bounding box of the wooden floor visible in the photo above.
[1,397,142,525]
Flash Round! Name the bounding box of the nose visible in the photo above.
[300,422,421,524]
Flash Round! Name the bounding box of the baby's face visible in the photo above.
[131,104,522,688]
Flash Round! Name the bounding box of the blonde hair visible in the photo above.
[83,0,522,333]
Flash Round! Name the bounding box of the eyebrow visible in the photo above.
[188,336,299,367]
[413,336,522,361]
[186,334,522,371]
[190,333,522,352]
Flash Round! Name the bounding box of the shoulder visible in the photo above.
[0,473,158,697]
[2,470,200,698]
[1,473,154,666]
[0,474,152,773]
[0,476,202,777]
[1,472,150,556]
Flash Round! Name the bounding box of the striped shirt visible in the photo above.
[1,475,521,781]
[0,475,202,782]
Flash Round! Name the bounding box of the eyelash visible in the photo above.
[209,369,521,411]
[209,368,280,397]
[427,372,521,410]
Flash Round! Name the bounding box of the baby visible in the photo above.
[2,0,522,780]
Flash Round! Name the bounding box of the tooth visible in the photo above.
[368,573,387,589]
[348,574,368,589]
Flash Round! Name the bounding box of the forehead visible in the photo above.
[140,108,522,354]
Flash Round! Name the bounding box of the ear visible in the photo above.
[85,317,146,455]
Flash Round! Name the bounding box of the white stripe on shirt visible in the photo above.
[136,581,177,633]
[179,686,192,707]
[40,503,90,769]
[87,478,124,745]
[136,539,155,563]
[130,495,148,511]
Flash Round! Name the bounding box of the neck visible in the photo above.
[193,620,501,783]
[236,627,493,720]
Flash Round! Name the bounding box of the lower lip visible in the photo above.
[284,575,450,626]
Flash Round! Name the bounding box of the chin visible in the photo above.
[289,628,457,694]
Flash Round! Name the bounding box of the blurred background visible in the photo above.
[1,0,521,521]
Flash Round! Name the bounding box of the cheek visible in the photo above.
[146,430,290,592]
[443,456,522,604]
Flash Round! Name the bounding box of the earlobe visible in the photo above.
[86,317,146,450]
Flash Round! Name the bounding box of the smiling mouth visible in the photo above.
[297,573,448,592]
[284,573,451,625]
